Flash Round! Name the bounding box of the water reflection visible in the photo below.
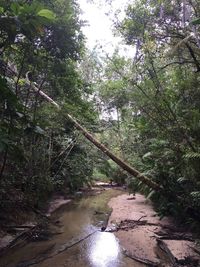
[88,232,122,267]
[0,190,138,267]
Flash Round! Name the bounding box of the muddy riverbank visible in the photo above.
[107,193,200,267]
[0,189,136,267]
[0,188,199,267]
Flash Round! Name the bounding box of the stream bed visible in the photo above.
[0,189,145,267]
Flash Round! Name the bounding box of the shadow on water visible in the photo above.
[0,189,145,267]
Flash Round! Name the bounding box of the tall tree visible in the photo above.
[0,0,96,209]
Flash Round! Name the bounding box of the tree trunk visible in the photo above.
[67,113,162,192]
[25,76,163,192]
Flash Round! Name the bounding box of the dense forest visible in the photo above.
[0,0,200,227]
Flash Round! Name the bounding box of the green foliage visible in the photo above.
[37,9,56,20]
[90,0,200,224]
[191,18,200,25]
[0,0,96,211]
[184,152,200,159]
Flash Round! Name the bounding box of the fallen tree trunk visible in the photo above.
[12,73,200,222]
[25,76,162,193]
[67,113,162,192]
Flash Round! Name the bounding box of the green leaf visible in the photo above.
[37,9,56,21]
[177,177,188,184]
[191,18,200,25]
[0,142,6,152]
[16,112,24,118]
[147,190,155,199]
[0,6,4,14]
[190,191,200,200]
[184,152,200,159]
[18,78,26,86]
[34,126,45,135]
[10,2,20,15]
[0,76,18,107]
[142,152,152,159]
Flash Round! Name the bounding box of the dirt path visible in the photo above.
[107,193,200,267]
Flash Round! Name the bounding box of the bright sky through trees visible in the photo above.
[78,0,135,57]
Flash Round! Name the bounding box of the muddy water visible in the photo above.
[0,189,145,267]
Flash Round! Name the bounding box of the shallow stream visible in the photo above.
[0,189,145,267]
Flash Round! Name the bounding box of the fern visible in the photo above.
[177,177,189,183]
[190,191,200,200]
[184,152,200,159]
[147,190,155,199]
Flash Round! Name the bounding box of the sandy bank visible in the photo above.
[107,193,200,267]
[46,197,72,216]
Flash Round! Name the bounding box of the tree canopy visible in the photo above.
[93,0,200,220]
[0,0,96,210]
